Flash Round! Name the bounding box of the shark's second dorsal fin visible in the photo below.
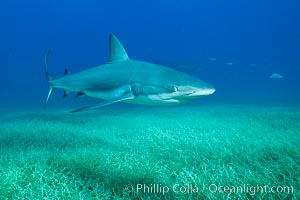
[64,69,70,75]
[106,34,129,63]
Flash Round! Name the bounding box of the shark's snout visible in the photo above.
[173,86,215,102]
[191,87,215,96]
[184,85,215,97]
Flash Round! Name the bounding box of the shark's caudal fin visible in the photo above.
[44,50,55,104]
[44,50,52,81]
[106,34,129,63]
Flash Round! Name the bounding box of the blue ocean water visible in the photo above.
[0,0,299,107]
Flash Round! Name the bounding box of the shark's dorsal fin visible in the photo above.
[106,34,129,63]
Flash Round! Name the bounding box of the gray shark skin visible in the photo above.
[45,34,215,112]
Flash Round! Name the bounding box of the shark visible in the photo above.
[45,34,215,113]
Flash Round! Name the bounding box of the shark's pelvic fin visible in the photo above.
[70,93,134,113]
[106,34,129,63]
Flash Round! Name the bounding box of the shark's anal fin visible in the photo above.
[70,93,134,113]
[63,90,70,98]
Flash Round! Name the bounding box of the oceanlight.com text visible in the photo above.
[124,183,294,196]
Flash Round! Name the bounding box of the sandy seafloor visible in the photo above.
[0,104,299,199]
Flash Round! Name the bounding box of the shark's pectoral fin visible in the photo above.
[70,93,134,113]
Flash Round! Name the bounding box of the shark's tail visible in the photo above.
[44,50,55,104]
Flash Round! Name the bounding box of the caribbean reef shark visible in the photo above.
[45,34,215,113]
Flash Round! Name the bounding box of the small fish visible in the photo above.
[270,73,284,79]
[226,62,234,66]
[209,58,217,61]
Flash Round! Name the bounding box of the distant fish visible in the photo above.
[270,73,284,79]
[226,62,234,66]
[209,58,217,61]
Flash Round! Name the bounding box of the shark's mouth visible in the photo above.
[171,88,215,101]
